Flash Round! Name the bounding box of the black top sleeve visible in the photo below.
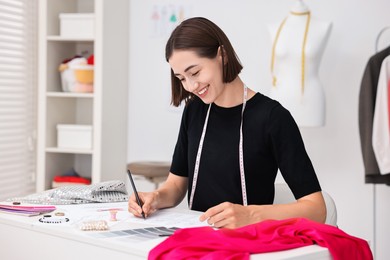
[268,104,321,199]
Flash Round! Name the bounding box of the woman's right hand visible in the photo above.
[128,190,159,218]
[128,173,188,218]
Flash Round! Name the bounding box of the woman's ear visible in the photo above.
[218,45,228,65]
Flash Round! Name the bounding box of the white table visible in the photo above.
[0,202,331,260]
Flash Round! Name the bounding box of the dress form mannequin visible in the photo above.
[268,0,332,127]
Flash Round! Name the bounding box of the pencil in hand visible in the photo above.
[127,169,146,219]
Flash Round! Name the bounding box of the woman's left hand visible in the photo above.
[199,202,257,229]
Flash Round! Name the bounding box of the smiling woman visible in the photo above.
[168,49,228,105]
[128,17,326,229]
[165,17,243,107]
[0,0,37,200]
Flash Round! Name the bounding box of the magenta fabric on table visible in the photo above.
[149,218,373,260]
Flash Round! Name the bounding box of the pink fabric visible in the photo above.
[149,218,372,260]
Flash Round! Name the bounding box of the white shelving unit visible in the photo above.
[36,0,129,191]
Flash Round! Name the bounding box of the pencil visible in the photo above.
[127,169,146,219]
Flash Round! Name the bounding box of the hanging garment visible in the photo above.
[359,45,390,184]
[148,218,372,260]
[372,55,390,174]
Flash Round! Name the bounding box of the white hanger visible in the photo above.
[375,26,390,53]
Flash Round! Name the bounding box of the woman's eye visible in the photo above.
[191,71,199,77]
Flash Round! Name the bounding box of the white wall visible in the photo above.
[127,1,390,259]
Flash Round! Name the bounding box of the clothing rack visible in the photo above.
[372,25,390,258]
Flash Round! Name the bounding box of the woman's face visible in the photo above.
[169,49,224,104]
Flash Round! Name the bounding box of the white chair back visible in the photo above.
[273,183,337,226]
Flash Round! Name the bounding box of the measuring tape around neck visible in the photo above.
[189,84,248,209]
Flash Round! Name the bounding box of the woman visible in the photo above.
[128,17,326,229]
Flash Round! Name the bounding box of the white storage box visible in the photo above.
[57,124,93,149]
[59,13,95,38]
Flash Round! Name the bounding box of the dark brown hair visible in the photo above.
[165,17,243,107]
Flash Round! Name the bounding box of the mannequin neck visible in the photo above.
[290,0,310,14]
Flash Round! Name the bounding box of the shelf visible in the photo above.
[47,35,94,42]
[37,0,129,192]
[46,147,93,154]
[46,92,94,98]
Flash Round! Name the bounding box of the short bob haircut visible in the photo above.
[165,17,243,107]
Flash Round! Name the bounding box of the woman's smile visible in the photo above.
[197,85,209,97]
